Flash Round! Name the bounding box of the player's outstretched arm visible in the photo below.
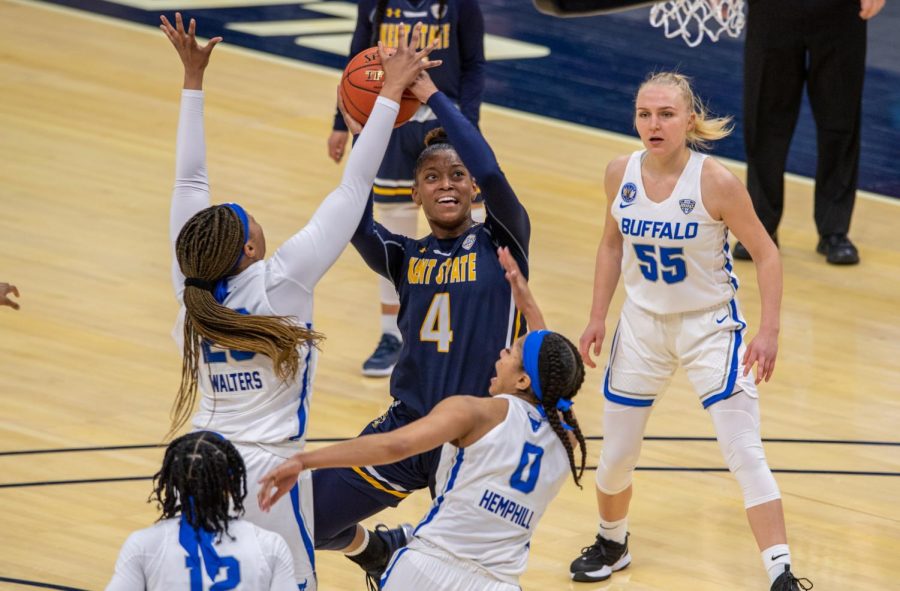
[162,14,220,300]
[267,25,443,299]
[498,247,545,330]
[258,396,484,511]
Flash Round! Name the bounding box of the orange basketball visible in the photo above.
[339,46,420,128]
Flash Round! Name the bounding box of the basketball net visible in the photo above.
[649,0,745,47]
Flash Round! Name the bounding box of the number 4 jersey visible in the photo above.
[612,149,738,315]
[410,395,569,585]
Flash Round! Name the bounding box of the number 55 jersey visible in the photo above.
[612,149,739,315]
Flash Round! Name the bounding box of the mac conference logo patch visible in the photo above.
[462,234,476,251]
[679,198,696,214]
[621,182,637,203]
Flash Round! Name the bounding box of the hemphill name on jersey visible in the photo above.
[478,488,535,529]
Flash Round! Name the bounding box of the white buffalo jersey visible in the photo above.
[105,518,296,591]
[412,395,569,585]
[169,90,398,445]
[612,150,738,315]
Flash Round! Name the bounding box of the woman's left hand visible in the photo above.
[742,328,778,384]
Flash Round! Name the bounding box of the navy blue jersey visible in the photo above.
[333,0,486,131]
[352,92,530,417]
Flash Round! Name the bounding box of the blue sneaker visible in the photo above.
[362,334,402,377]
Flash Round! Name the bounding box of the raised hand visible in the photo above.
[408,70,439,104]
[378,22,442,102]
[0,283,19,310]
[498,247,546,330]
[159,13,222,89]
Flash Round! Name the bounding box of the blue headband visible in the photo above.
[522,330,549,402]
[178,498,226,581]
[522,330,575,430]
[211,203,251,304]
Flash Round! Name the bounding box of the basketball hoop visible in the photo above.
[649,0,745,47]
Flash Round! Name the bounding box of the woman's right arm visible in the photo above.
[160,14,221,301]
[579,157,626,368]
[258,396,487,512]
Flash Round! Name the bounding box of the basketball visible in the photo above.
[339,46,420,128]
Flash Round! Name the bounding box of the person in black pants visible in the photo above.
[735,0,884,265]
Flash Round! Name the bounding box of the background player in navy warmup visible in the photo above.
[311,70,530,584]
[568,73,810,591]
[260,248,586,591]
[327,0,486,377]
[163,14,438,588]
[107,432,296,590]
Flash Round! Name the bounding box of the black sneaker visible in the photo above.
[569,533,631,582]
[770,565,813,590]
[362,333,402,377]
[816,234,859,265]
[364,523,413,590]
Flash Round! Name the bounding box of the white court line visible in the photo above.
[13,0,897,206]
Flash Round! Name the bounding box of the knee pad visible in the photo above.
[595,402,652,494]
[710,394,781,508]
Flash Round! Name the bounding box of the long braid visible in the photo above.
[171,206,324,437]
[150,432,247,539]
[536,333,587,488]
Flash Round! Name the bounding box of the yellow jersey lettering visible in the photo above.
[423,259,438,284]
[468,252,477,281]
[449,256,462,283]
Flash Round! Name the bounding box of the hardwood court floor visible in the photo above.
[1,1,898,589]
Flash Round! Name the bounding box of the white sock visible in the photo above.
[761,544,791,584]
[381,314,401,340]
[599,517,628,544]
[344,528,370,557]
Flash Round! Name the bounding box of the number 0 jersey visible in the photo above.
[409,395,569,585]
[612,149,739,315]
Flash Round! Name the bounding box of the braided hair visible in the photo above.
[150,431,246,538]
[172,205,323,437]
[413,127,457,180]
[533,332,587,488]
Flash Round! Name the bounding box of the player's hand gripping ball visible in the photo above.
[339,46,421,128]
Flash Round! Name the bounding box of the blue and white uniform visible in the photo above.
[169,90,399,585]
[381,395,568,591]
[106,519,295,591]
[605,149,757,408]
